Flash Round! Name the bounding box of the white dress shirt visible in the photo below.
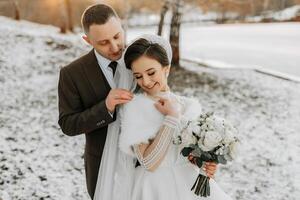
[94,49,121,89]
[94,49,121,116]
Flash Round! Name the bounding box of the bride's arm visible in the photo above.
[133,115,180,172]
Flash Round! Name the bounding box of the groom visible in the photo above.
[57,4,134,199]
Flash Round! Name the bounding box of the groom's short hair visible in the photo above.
[81,4,119,34]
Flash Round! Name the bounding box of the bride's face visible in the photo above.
[131,55,170,95]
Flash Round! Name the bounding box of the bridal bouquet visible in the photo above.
[178,112,239,197]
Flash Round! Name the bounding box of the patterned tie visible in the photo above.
[108,61,118,76]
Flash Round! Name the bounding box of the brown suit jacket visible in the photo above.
[58,50,115,198]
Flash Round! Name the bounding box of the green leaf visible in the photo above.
[181,147,194,157]
[217,155,227,164]
[201,152,213,161]
[189,144,198,149]
[192,148,202,157]
[195,157,204,168]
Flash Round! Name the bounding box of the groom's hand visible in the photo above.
[105,89,133,113]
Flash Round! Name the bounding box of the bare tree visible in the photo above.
[169,0,183,67]
[65,0,74,32]
[280,0,287,9]
[158,0,170,36]
[122,0,131,42]
[263,0,271,11]
[57,0,75,33]
[249,0,256,15]
[195,0,236,22]
[10,0,20,20]
[58,0,67,33]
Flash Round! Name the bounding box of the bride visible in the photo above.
[93,35,233,200]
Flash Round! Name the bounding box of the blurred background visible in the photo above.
[0,1,300,200]
[1,0,300,28]
[1,0,300,77]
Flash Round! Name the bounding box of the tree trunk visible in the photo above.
[263,0,271,11]
[123,0,130,43]
[280,0,287,10]
[11,0,20,20]
[65,0,73,32]
[158,1,170,36]
[218,2,223,23]
[169,0,182,67]
[59,0,67,34]
[60,22,67,34]
[250,0,256,16]
[218,3,226,24]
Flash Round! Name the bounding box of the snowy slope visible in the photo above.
[0,16,91,200]
[0,16,300,200]
[273,5,300,21]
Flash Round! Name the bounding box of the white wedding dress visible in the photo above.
[119,92,233,200]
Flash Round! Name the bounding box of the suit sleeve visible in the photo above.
[58,67,115,136]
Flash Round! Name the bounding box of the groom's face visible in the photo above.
[83,17,125,61]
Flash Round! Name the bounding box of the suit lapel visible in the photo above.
[82,50,111,100]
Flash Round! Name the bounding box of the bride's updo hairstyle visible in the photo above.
[124,38,170,70]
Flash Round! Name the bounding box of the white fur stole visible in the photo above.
[119,93,202,156]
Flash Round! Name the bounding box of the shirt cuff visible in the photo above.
[108,110,114,118]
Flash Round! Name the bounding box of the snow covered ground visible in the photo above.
[247,5,300,22]
[272,5,300,21]
[128,22,300,80]
[0,16,300,200]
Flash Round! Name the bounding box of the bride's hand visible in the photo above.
[188,155,218,178]
[203,162,218,179]
[154,97,180,118]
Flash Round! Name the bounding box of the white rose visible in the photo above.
[228,140,239,159]
[223,123,237,144]
[191,122,201,135]
[205,117,216,129]
[211,116,226,134]
[182,132,197,145]
[198,130,223,151]
[184,121,201,137]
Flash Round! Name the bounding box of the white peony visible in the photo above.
[179,120,199,145]
[182,132,197,145]
[198,130,223,151]
[184,120,201,136]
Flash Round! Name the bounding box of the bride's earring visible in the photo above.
[165,73,169,78]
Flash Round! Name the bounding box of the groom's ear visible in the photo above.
[82,35,91,45]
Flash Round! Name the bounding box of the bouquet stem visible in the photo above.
[191,174,210,197]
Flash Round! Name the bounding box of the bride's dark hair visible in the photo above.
[124,38,170,70]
